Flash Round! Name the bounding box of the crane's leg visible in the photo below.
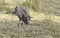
[18,20,26,32]
[18,20,20,29]
[20,21,26,32]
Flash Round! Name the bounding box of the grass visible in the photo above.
[0,11,60,38]
[0,0,60,38]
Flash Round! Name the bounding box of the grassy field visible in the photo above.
[0,11,60,38]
